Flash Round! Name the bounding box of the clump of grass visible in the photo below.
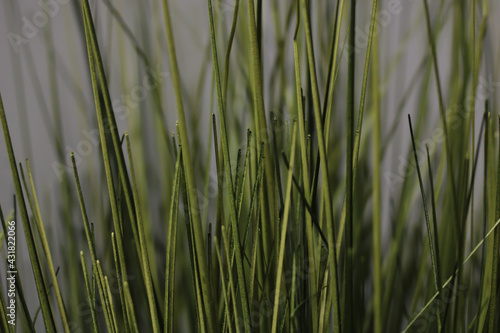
[1,0,500,332]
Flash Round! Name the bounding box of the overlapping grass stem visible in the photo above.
[0,0,500,332]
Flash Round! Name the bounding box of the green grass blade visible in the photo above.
[164,147,182,333]
[213,236,236,333]
[371,17,383,333]
[246,0,276,264]
[161,2,216,330]
[220,228,242,333]
[426,145,443,309]
[298,1,341,330]
[0,275,11,333]
[123,281,139,333]
[125,133,161,331]
[343,0,356,330]
[104,275,119,333]
[111,232,129,333]
[80,252,99,333]
[403,217,500,332]
[71,153,98,262]
[488,116,500,332]
[207,0,251,330]
[271,122,297,332]
[94,260,115,333]
[1,202,36,333]
[0,207,16,333]
[222,0,240,105]
[292,7,318,327]
[23,160,70,332]
[0,93,56,332]
[421,0,459,225]
[409,115,442,330]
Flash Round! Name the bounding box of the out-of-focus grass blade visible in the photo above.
[488,116,500,332]
[344,0,357,329]
[371,17,383,333]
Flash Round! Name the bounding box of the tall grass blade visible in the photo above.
[409,115,442,330]
[161,1,216,330]
[271,122,297,332]
[0,93,56,332]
